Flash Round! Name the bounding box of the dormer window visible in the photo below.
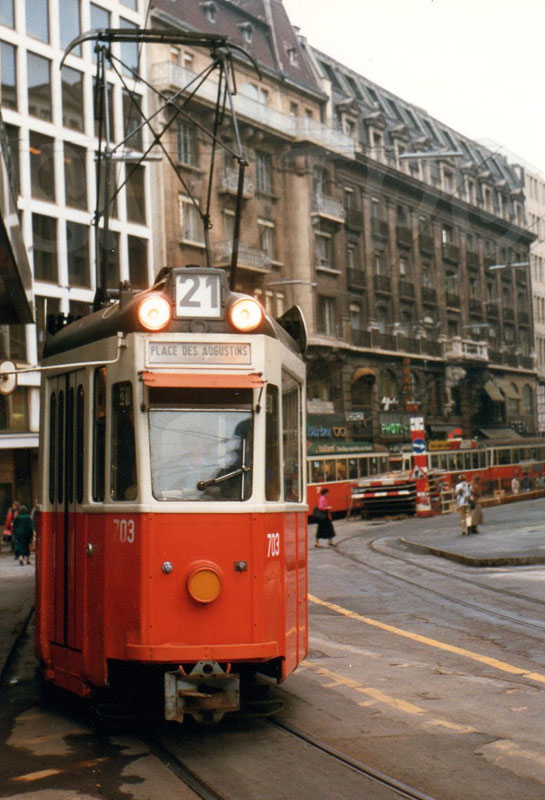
[200,2,217,24]
[287,47,297,66]
[238,22,253,44]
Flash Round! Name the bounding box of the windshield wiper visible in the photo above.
[196,438,251,494]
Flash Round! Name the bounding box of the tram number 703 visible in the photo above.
[267,532,280,558]
[114,518,135,544]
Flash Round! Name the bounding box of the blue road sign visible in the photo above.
[412,438,427,454]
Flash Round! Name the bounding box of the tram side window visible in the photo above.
[310,460,325,483]
[57,391,64,505]
[92,367,106,502]
[49,392,56,504]
[111,382,137,501]
[265,385,280,501]
[358,457,369,478]
[66,387,74,504]
[282,370,301,501]
[348,458,358,479]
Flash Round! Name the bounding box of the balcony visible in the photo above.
[352,329,372,347]
[519,311,530,325]
[151,62,355,157]
[419,233,434,254]
[420,339,442,357]
[399,280,415,300]
[503,307,515,322]
[345,208,363,230]
[520,355,534,369]
[487,302,499,317]
[466,250,480,269]
[371,218,389,240]
[443,337,488,362]
[312,194,346,224]
[396,225,413,247]
[421,286,437,304]
[217,168,255,198]
[374,274,392,294]
[213,240,271,273]
[469,299,483,315]
[488,349,503,364]
[442,242,460,263]
[503,352,518,367]
[347,269,366,290]
[378,333,397,351]
[446,292,460,309]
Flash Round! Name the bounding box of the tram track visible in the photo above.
[333,533,545,639]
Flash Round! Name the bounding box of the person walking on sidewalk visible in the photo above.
[468,474,483,534]
[314,488,337,548]
[455,474,471,535]
[12,505,33,565]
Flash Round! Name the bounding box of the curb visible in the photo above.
[398,537,545,568]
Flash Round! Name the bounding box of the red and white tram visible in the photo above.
[35,267,308,722]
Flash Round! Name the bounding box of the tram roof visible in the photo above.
[42,268,305,360]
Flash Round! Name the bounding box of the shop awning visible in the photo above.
[141,371,264,389]
[479,427,522,439]
[496,379,520,399]
[351,367,376,383]
[483,380,504,402]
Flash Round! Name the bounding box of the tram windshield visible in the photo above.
[149,388,253,501]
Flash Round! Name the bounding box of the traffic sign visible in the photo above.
[412,438,427,454]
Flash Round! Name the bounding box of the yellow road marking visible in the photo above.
[13,768,63,782]
[309,594,545,685]
[302,660,476,733]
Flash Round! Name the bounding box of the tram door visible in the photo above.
[50,371,86,652]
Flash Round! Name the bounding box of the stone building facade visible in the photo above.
[148,0,537,455]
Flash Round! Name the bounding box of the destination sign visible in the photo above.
[147,341,252,365]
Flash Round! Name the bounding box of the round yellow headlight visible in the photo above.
[228,298,264,332]
[137,295,172,331]
[187,567,222,604]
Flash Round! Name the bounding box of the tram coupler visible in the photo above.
[164,661,240,722]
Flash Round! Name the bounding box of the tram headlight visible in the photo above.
[137,295,172,331]
[228,298,263,332]
[187,567,223,604]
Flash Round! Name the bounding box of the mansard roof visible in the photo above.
[312,47,523,194]
[152,0,321,94]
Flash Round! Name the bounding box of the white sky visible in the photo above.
[283,0,545,175]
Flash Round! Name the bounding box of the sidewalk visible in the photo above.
[0,549,35,679]
[399,495,545,567]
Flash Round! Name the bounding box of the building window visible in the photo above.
[66,221,90,287]
[30,131,55,202]
[64,143,87,210]
[177,121,197,166]
[59,0,81,53]
[201,1,217,23]
[0,42,17,110]
[313,165,330,197]
[238,22,253,44]
[90,2,109,30]
[350,302,363,330]
[441,224,454,244]
[4,124,20,196]
[122,89,143,151]
[315,231,332,268]
[126,165,146,224]
[61,66,84,131]
[258,219,275,260]
[26,0,49,42]
[96,231,120,290]
[27,52,52,121]
[35,295,60,354]
[255,151,272,193]
[0,388,28,432]
[179,195,203,244]
[318,295,336,336]
[128,235,149,289]
[0,0,14,27]
[120,17,139,76]
[32,214,58,283]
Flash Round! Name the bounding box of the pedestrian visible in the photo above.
[468,474,483,534]
[3,500,19,552]
[314,488,337,548]
[12,505,33,565]
[511,474,520,494]
[454,474,471,536]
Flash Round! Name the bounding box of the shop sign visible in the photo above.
[379,411,411,438]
